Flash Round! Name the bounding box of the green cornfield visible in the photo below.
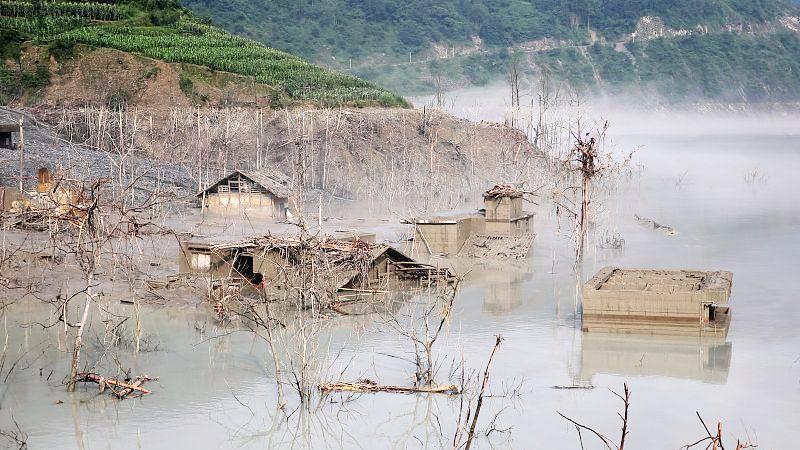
[0,0,408,107]
[0,0,129,21]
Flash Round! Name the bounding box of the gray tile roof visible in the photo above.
[197,168,293,198]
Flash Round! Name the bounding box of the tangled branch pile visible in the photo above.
[76,372,158,400]
[319,379,460,395]
[212,233,375,283]
[483,183,531,199]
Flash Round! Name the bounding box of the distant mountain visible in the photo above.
[181,0,800,103]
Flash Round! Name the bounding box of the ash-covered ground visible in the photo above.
[0,106,197,202]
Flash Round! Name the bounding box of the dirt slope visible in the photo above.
[18,46,278,110]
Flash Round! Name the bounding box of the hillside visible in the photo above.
[0,0,407,107]
[181,0,800,103]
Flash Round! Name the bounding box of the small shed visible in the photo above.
[0,123,21,149]
[197,169,293,220]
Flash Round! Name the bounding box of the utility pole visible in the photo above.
[18,117,24,192]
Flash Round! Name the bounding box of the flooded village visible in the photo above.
[2,98,795,450]
[0,3,799,448]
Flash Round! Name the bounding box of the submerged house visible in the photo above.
[582,267,733,336]
[197,169,293,220]
[177,233,442,294]
[0,123,20,149]
[409,184,535,256]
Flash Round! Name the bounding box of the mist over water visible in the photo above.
[2,85,800,449]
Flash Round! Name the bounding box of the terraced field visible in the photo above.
[0,0,408,107]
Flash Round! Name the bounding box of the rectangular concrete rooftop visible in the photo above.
[582,267,733,336]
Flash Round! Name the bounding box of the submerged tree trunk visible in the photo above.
[68,271,95,392]
[577,169,590,260]
[264,302,285,409]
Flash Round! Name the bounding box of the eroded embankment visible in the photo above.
[2,105,547,214]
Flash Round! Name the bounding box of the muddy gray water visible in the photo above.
[2,95,799,449]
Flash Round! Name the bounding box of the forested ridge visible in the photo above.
[182,0,800,103]
[182,0,797,58]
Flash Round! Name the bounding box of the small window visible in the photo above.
[192,253,211,270]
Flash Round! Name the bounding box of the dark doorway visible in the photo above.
[233,253,254,278]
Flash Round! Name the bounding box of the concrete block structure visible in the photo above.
[412,216,484,255]
[582,267,733,336]
[482,188,534,237]
[409,185,535,256]
[197,169,293,220]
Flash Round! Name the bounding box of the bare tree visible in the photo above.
[380,279,460,386]
[569,125,605,260]
[558,382,631,450]
[508,52,522,110]
[0,416,27,450]
[681,412,758,450]
[460,334,504,450]
[552,120,632,261]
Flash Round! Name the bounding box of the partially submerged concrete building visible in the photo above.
[197,169,293,220]
[411,216,485,256]
[582,267,733,336]
[483,186,534,236]
[409,184,535,257]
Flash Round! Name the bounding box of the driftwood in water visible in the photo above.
[634,213,678,236]
[76,372,157,399]
[319,379,460,395]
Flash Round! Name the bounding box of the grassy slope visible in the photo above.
[0,0,408,107]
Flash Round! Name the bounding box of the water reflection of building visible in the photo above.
[578,332,732,384]
[478,264,532,315]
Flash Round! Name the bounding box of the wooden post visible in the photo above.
[255,108,261,169]
[317,193,322,229]
[18,117,24,192]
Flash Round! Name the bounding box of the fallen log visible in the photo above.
[337,287,390,294]
[319,379,460,395]
[75,372,157,399]
[114,375,157,399]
